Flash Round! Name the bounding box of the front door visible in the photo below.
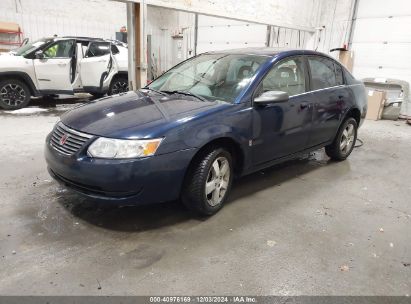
[252,56,313,165]
[33,39,75,94]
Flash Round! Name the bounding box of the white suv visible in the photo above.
[0,36,129,110]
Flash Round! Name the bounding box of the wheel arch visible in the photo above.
[185,136,246,180]
[0,72,39,96]
[344,107,361,126]
[111,71,128,83]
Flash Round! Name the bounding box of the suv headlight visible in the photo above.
[87,137,163,159]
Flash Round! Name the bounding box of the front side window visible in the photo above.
[308,56,338,90]
[256,57,306,97]
[86,42,110,57]
[42,40,75,58]
[147,54,268,103]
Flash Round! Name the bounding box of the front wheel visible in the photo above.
[325,117,358,161]
[108,76,128,95]
[182,147,233,216]
[0,79,31,110]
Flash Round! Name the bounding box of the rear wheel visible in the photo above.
[0,79,31,110]
[182,147,233,216]
[325,117,358,161]
[108,76,128,95]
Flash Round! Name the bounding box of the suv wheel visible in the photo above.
[108,76,128,95]
[182,147,233,216]
[0,79,31,110]
[325,117,358,161]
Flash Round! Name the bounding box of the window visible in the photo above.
[42,40,75,58]
[111,44,119,55]
[335,63,344,86]
[308,56,338,90]
[86,42,110,57]
[15,38,50,56]
[257,57,306,97]
[147,54,267,103]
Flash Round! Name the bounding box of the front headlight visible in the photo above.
[87,137,163,159]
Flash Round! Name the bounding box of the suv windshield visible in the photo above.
[14,38,51,56]
[147,54,268,103]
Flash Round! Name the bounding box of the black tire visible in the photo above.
[182,147,233,216]
[90,92,105,99]
[325,117,358,161]
[0,79,31,110]
[108,76,129,95]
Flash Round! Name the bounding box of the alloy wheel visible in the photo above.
[340,123,355,154]
[205,156,230,207]
[111,80,129,94]
[0,83,26,107]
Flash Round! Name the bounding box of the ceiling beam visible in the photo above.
[117,0,315,32]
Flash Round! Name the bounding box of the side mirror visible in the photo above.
[254,91,289,106]
[35,50,44,59]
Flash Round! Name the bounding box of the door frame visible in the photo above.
[34,38,76,95]
[250,55,314,165]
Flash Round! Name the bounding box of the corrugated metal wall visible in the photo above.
[0,0,126,50]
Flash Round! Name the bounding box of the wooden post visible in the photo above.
[134,3,141,88]
[126,1,146,90]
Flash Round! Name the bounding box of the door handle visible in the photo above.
[300,102,309,109]
[58,63,67,67]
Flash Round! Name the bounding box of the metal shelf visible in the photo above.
[0,28,23,47]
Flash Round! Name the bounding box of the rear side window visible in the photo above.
[111,44,119,55]
[86,42,110,57]
[308,56,338,90]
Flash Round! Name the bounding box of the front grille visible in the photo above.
[50,122,93,156]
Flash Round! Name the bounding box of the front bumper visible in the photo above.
[44,136,197,204]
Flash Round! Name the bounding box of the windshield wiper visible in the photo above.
[143,87,168,96]
[162,90,208,102]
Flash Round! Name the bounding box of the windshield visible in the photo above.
[15,38,51,56]
[147,54,268,103]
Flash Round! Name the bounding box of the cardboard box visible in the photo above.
[366,90,386,120]
[338,51,354,72]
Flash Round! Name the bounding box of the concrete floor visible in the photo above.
[0,98,410,295]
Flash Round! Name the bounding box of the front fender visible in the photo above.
[0,71,40,96]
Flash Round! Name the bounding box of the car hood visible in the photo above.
[61,90,229,138]
[0,54,29,69]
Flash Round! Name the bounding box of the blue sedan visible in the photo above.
[45,48,367,215]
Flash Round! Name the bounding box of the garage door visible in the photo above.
[196,15,267,54]
[351,0,411,118]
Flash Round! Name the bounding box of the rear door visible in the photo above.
[80,42,118,92]
[33,39,75,93]
[306,56,349,146]
[252,56,314,165]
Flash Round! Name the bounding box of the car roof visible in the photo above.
[62,36,106,43]
[204,47,331,58]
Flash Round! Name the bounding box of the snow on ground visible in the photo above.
[4,107,49,114]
